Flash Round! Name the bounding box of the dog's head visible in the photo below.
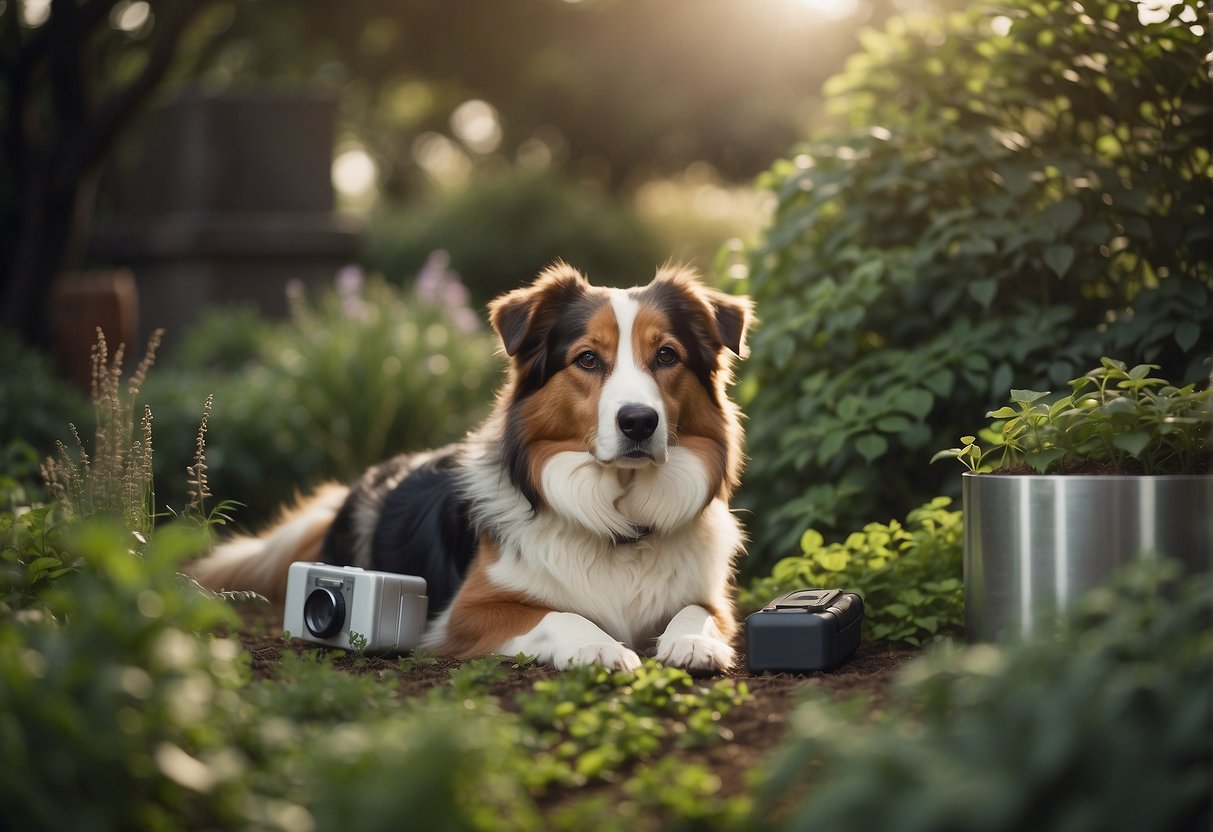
[489,263,751,512]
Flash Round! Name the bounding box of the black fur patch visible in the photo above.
[321,447,477,619]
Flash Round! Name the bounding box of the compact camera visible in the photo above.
[283,562,428,653]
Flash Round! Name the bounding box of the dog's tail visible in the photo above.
[186,483,349,604]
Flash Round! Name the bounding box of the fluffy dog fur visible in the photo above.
[188,264,752,672]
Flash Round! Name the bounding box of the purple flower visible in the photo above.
[336,265,365,297]
[335,264,371,321]
[415,251,452,304]
[450,306,480,334]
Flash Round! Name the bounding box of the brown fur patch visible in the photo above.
[441,536,553,658]
[707,601,739,643]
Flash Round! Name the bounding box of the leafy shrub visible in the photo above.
[362,169,664,307]
[935,357,1211,474]
[739,0,1212,566]
[759,561,1212,832]
[743,496,963,646]
[146,270,499,523]
[0,505,81,612]
[0,522,252,831]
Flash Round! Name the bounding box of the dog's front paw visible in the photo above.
[656,634,735,674]
[559,641,642,672]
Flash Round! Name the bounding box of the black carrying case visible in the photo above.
[744,588,864,673]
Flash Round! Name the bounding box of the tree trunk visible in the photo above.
[0,0,210,346]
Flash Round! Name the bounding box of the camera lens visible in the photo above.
[303,587,345,638]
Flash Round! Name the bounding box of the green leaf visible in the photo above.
[837,395,861,420]
[1043,244,1075,278]
[26,556,62,579]
[1026,448,1066,473]
[1112,431,1150,457]
[876,415,913,433]
[855,434,889,462]
[1174,321,1201,352]
[817,431,846,465]
[800,529,825,553]
[895,388,935,420]
[1010,389,1050,404]
[1043,200,1083,234]
[923,369,955,397]
[967,279,998,308]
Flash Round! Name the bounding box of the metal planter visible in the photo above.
[963,473,1213,641]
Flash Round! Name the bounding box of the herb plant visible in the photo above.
[743,497,963,646]
[934,358,1211,475]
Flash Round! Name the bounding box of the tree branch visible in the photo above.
[10,0,122,75]
[57,0,213,188]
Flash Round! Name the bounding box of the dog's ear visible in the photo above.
[489,263,590,358]
[647,267,753,359]
[701,286,752,358]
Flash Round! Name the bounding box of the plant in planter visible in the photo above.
[934,358,1212,641]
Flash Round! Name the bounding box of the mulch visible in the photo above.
[231,602,920,800]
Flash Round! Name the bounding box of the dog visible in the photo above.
[187,263,752,672]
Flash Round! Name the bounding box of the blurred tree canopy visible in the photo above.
[3,0,972,343]
[179,0,941,192]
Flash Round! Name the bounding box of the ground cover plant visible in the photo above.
[738,0,1212,568]
[741,496,964,646]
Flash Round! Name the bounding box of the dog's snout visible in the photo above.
[617,404,659,441]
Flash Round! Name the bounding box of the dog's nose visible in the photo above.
[617,405,659,441]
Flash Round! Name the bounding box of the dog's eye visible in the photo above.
[656,346,679,366]
[575,351,599,371]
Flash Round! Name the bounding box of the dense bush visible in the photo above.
[145,270,499,523]
[362,169,664,307]
[739,0,1212,565]
[743,496,963,646]
[0,521,251,831]
[760,562,1212,832]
